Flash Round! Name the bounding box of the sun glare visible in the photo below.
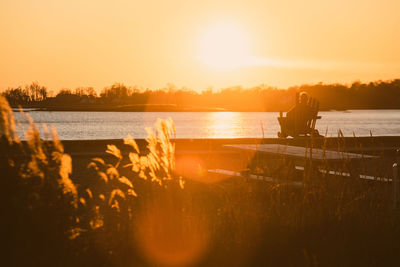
[206,112,243,138]
[198,21,253,69]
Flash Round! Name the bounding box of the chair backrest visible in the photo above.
[306,97,319,128]
[277,93,321,137]
[293,92,320,133]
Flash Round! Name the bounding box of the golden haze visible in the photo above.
[1,0,400,91]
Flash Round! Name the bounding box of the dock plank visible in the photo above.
[224,144,376,161]
[207,169,302,187]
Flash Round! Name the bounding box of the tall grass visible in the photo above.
[1,95,400,266]
[0,95,188,266]
[0,96,78,266]
[74,118,185,265]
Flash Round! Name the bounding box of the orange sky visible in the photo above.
[1,0,399,92]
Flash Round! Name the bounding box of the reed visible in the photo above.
[0,96,78,266]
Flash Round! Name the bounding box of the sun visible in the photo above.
[198,21,253,69]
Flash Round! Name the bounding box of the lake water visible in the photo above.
[13,110,400,140]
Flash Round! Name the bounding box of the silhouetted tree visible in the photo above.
[3,79,400,110]
[25,82,48,102]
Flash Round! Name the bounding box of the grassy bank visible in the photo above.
[1,96,400,266]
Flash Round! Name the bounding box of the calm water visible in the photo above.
[13,110,400,140]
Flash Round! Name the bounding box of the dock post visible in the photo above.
[394,149,400,210]
[394,163,398,210]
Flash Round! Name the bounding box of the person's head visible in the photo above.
[299,92,309,104]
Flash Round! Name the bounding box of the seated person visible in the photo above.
[285,92,314,135]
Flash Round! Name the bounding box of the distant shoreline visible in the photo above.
[12,104,229,112]
[10,104,400,112]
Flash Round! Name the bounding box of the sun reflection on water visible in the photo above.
[206,112,243,138]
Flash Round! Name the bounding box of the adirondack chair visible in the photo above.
[277,93,321,138]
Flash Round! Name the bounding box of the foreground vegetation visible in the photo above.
[3,79,400,111]
[1,96,400,266]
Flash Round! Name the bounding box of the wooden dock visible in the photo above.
[224,144,377,162]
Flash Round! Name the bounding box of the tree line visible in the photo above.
[2,79,400,111]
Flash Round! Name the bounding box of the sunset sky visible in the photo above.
[1,0,399,92]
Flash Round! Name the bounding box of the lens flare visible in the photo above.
[134,201,210,267]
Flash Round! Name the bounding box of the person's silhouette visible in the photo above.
[286,92,313,135]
